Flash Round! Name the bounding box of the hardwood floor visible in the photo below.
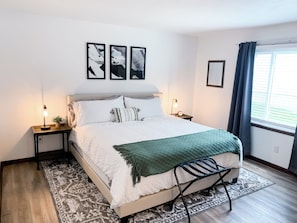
[1,159,297,223]
[1,162,58,223]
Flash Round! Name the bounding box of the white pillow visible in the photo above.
[112,107,140,122]
[72,96,124,126]
[124,97,164,120]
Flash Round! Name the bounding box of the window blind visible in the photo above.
[252,45,297,132]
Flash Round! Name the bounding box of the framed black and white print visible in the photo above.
[110,45,127,80]
[130,47,146,80]
[87,43,105,79]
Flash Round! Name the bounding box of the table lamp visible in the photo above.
[41,105,51,130]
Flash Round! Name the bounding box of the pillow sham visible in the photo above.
[124,96,164,120]
[112,107,140,122]
[68,102,76,127]
[72,96,124,127]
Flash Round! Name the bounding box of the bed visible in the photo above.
[66,92,242,222]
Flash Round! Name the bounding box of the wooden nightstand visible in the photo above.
[31,124,72,170]
[174,114,193,121]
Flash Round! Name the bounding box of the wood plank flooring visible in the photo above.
[1,159,297,223]
[1,162,58,223]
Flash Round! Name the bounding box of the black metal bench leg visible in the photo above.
[172,157,233,223]
[218,171,232,211]
[170,180,196,210]
[174,168,191,223]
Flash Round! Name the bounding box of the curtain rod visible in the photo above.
[257,40,297,46]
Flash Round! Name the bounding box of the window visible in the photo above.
[252,44,297,133]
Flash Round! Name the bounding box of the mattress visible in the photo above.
[69,115,242,208]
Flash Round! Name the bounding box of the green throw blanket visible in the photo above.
[113,129,241,185]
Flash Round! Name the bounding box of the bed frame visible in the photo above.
[66,92,240,222]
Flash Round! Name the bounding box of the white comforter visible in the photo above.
[70,115,242,208]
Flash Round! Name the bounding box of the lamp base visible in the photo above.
[41,125,51,130]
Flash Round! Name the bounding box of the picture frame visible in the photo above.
[110,45,127,80]
[206,60,225,87]
[87,42,105,79]
[130,46,146,80]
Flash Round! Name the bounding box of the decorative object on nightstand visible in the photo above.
[174,113,193,121]
[53,116,63,128]
[171,98,178,114]
[41,105,51,130]
[32,124,72,170]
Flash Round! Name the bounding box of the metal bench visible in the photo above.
[171,157,232,223]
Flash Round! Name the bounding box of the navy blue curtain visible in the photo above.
[289,126,297,175]
[227,42,256,157]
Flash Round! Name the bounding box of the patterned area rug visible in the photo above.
[41,158,273,223]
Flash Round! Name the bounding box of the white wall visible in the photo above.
[0,12,198,162]
[193,22,297,168]
[251,127,294,168]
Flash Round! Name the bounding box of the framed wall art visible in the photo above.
[87,42,105,79]
[130,46,146,80]
[110,45,127,80]
[206,60,225,87]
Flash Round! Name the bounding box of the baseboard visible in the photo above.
[1,157,35,167]
[248,155,296,177]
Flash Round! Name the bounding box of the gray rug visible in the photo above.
[41,158,274,223]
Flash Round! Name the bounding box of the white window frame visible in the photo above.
[251,43,297,134]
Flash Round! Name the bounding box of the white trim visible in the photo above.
[251,118,295,134]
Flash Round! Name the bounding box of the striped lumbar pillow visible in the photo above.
[112,107,140,122]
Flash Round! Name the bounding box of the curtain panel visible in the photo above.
[227,42,257,157]
[289,126,297,175]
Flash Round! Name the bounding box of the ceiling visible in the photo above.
[1,0,297,36]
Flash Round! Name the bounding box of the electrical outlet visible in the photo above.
[273,146,279,153]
